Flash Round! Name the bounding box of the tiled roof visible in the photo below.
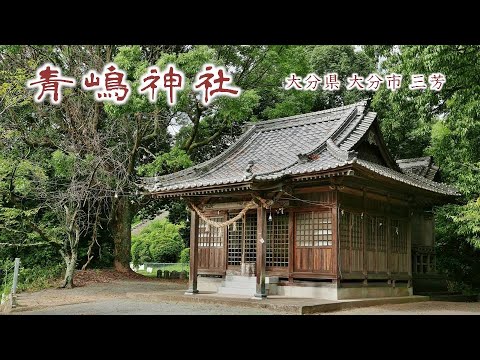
[396,156,439,181]
[357,160,457,196]
[142,101,459,197]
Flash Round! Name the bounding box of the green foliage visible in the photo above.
[307,45,375,109]
[50,150,75,178]
[16,263,64,292]
[435,204,480,291]
[443,200,480,249]
[131,219,185,265]
[131,215,142,227]
[137,147,192,177]
[165,199,190,247]
[179,248,190,263]
[369,45,480,289]
[0,259,63,295]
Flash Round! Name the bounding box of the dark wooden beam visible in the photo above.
[185,210,199,295]
[255,206,267,299]
[294,185,332,194]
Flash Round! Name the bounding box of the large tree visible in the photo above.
[0,45,377,282]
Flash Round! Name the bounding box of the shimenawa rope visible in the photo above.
[188,201,257,229]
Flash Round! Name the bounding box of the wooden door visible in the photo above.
[198,216,225,272]
[294,210,334,274]
[365,215,387,273]
[266,213,289,271]
[226,212,257,273]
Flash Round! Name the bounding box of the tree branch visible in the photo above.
[182,101,203,151]
[188,126,224,152]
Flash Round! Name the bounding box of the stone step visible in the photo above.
[217,287,256,296]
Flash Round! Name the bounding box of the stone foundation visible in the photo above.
[273,280,412,300]
[197,275,413,300]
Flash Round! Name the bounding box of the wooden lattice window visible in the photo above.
[198,217,224,248]
[340,211,363,250]
[267,213,289,267]
[296,211,332,247]
[414,253,435,274]
[351,213,362,249]
[376,217,386,252]
[366,215,386,251]
[228,213,243,265]
[244,212,257,262]
[366,215,375,251]
[340,211,351,249]
[391,219,407,254]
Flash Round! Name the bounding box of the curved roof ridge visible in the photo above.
[397,156,433,163]
[143,124,259,185]
[256,100,366,126]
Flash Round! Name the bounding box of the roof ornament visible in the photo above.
[326,139,358,162]
[367,130,377,145]
[243,160,255,180]
[297,153,309,164]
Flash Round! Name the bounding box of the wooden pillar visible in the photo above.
[255,205,267,299]
[185,209,199,294]
[407,206,413,281]
[386,194,391,278]
[362,188,367,279]
[288,210,294,283]
[332,189,339,281]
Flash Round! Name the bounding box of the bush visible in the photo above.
[180,248,190,263]
[131,218,185,265]
[17,263,63,292]
[1,259,63,295]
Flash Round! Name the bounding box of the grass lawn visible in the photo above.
[135,264,189,278]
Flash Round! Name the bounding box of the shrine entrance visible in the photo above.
[227,212,257,275]
[226,211,290,276]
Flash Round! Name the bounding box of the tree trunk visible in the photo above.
[111,197,134,273]
[62,252,77,289]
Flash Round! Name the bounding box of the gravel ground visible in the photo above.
[8,279,279,315]
[325,301,480,315]
[4,275,480,315]
[17,298,277,315]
